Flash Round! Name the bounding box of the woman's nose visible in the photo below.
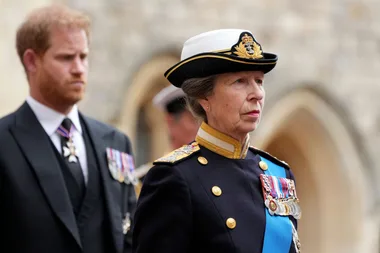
[247,82,264,101]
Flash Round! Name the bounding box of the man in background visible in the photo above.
[0,4,135,253]
[134,85,199,195]
[154,85,199,149]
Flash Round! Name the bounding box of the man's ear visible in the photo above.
[165,114,174,125]
[23,49,39,74]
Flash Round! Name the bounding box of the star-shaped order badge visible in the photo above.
[63,139,79,163]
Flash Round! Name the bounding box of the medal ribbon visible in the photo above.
[57,125,74,139]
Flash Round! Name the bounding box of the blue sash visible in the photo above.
[260,156,293,253]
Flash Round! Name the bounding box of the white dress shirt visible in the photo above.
[26,96,88,183]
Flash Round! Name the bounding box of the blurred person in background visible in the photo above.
[134,85,199,196]
[133,29,302,253]
[0,4,136,253]
[154,85,200,150]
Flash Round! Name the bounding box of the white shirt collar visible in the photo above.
[26,96,82,137]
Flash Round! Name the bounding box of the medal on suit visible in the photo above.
[122,212,131,234]
[106,147,138,185]
[57,124,78,163]
[62,138,78,163]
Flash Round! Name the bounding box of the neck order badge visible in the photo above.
[57,119,78,163]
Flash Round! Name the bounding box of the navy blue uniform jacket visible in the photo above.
[133,123,300,253]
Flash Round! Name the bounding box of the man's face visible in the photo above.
[33,26,89,109]
[166,110,199,149]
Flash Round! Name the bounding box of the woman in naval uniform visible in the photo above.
[132,29,302,253]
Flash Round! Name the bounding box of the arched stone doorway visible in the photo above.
[251,88,370,253]
[118,54,179,167]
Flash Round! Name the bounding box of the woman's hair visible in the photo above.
[181,75,217,122]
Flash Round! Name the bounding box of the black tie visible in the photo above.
[58,118,85,210]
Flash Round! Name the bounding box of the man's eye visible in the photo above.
[61,55,74,61]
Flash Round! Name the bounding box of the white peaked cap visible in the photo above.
[153,85,186,111]
[164,29,277,87]
[180,29,254,60]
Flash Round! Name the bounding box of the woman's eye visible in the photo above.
[235,78,245,83]
[256,79,263,85]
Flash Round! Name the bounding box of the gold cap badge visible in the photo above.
[232,33,263,59]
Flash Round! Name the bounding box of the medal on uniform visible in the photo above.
[260,174,301,219]
[259,156,299,253]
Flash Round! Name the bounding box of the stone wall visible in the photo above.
[0,1,379,251]
[66,0,380,193]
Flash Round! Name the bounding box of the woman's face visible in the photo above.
[200,71,265,142]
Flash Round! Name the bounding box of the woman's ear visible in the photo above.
[198,98,210,112]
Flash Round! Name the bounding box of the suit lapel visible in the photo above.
[80,115,123,253]
[10,103,82,248]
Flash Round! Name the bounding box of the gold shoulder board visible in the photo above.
[249,146,290,169]
[154,142,200,165]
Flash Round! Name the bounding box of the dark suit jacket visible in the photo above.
[133,143,298,253]
[0,102,136,253]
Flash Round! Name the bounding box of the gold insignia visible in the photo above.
[226,218,236,229]
[233,33,263,59]
[154,142,200,164]
[211,186,222,196]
